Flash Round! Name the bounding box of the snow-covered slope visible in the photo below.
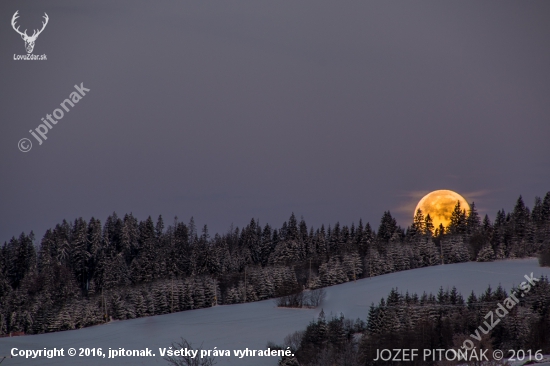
[1,258,549,366]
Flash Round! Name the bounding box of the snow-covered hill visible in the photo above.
[1,258,549,365]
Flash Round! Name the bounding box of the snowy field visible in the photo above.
[1,258,549,366]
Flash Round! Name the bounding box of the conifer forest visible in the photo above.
[1,192,549,338]
[276,279,550,365]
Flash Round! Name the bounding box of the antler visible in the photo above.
[30,13,49,39]
[11,10,28,37]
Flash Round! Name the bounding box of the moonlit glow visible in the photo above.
[414,190,470,231]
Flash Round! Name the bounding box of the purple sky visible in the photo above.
[1,0,549,243]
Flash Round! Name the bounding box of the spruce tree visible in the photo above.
[377,211,398,243]
[411,209,426,237]
[476,244,495,262]
[424,214,434,236]
[448,201,467,236]
[466,202,481,235]
[70,218,89,290]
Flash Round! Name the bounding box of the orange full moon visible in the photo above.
[414,190,470,230]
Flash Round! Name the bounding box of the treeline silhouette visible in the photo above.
[0,192,549,335]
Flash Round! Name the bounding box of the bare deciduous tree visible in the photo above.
[164,338,216,366]
[307,288,326,307]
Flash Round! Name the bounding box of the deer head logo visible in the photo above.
[11,11,49,54]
